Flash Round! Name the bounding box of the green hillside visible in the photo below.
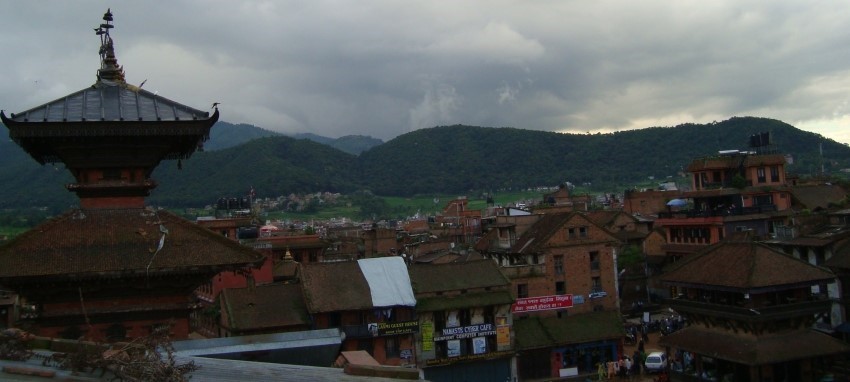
[1,116,848,210]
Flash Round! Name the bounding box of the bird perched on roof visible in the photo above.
[211,102,221,109]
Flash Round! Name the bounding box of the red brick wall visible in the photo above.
[509,216,620,317]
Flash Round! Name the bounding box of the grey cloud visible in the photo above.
[2,1,850,144]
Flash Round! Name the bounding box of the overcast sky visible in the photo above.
[2,1,850,144]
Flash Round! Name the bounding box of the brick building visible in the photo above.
[478,211,625,379]
[300,257,418,366]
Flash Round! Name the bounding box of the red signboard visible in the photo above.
[511,294,573,313]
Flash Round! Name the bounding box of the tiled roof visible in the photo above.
[512,212,617,253]
[0,208,264,281]
[512,213,573,254]
[584,210,620,227]
[409,259,510,293]
[411,250,483,264]
[416,291,513,312]
[221,283,309,332]
[513,311,624,350]
[823,240,850,270]
[300,261,374,313]
[790,184,848,211]
[273,260,300,280]
[659,326,850,365]
[473,229,498,252]
[661,240,834,292]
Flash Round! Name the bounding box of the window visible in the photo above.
[770,166,780,182]
[568,228,576,239]
[753,194,773,206]
[434,311,445,330]
[556,281,566,295]
[591,277,602,291]
[517,284,529,299]
[757,167,766,183]
[554,255,564,275]
[589,251,600,270]
[328,312,341,328]
[385,336,400,358]
[579,226,588,238]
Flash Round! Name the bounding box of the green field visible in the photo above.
[0,189,559,239]
[260,190,544,223]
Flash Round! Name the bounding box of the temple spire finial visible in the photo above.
[95,8,125,83]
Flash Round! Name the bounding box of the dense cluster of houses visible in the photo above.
[2,10,850,382]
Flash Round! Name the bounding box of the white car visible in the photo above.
[644,351,668,373]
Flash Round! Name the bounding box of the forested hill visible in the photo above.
[356,117,850,195]
[1,116,849,210]
[207,121,383,155]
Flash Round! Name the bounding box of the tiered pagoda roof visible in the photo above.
[0,208,263,285]
[0,10,261,284]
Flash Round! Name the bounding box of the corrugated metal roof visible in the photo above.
[6,80,209,123]
[172,329,342,356]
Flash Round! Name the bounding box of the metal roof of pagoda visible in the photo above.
[1,9,218,167]
[3,81,213,123]
[1,8,213,124]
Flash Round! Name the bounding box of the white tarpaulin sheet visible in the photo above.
[357,257,416,307]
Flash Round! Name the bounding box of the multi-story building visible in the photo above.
[432,197,483,245]
[660,236,850,381]
[300,257,418,366]
[655,149,794,259]
[478,211,625,379]
[409,259,515,382]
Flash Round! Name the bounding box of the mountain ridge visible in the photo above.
[1,116,848,210]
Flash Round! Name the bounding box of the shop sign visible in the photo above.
[367,320,419,336]
[425,350,515,367]
[496,325,511,346]
[433,323,496,341]
[421,321,434,351]
[511,294,573,313]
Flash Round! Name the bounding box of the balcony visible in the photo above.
[658,204,777,219]
[500,264,547,279]
[493,238,514,250]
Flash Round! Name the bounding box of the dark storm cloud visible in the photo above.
[2,1,849,143]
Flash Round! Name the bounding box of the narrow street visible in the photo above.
[620,330,665,382]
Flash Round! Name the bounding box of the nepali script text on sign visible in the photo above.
[511,294,573,313]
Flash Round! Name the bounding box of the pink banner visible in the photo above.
[511,294,573,313]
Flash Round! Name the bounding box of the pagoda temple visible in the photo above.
[0,10,263,341]
[660,235,850,381]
